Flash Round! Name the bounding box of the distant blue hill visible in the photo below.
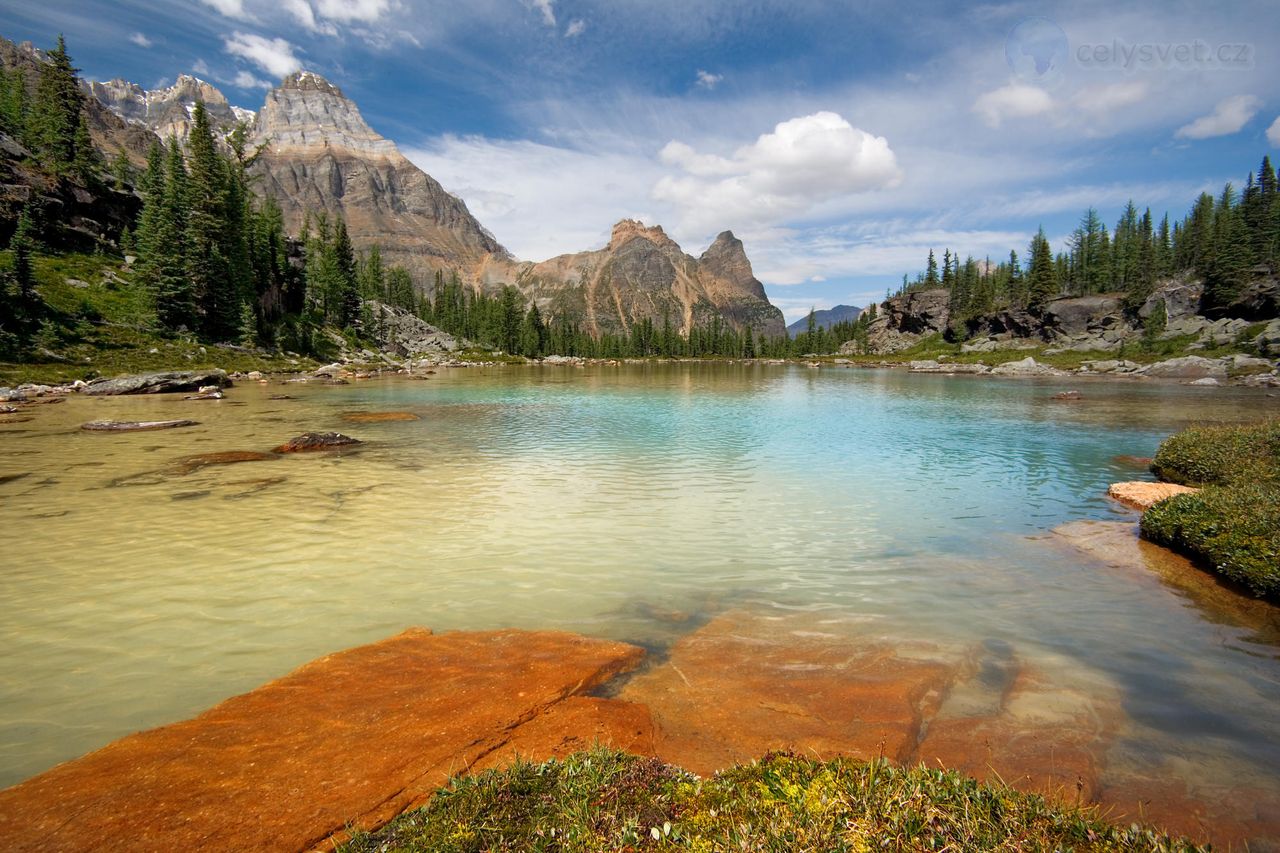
[786,304,863,337]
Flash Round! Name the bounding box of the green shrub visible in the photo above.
[1149,421,1280,486]
[1144,421,1280,599]
[1142,484,1280,598]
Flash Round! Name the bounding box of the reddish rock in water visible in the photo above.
[171,450,276,474]
[0,628,645,853]
[1107,481,1199,511]
[617,611,960,775]
[916,660,1119,803]
[1112,454,1154,469]
[468,696,656,775]
[341,411,421,423]
[273,432,362,453]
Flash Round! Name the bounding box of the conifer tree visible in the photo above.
[1026,227,1058,310]
[29,35,84,175]
[9,204,37,300]
[153,137,195,330]
[333,219,360,328]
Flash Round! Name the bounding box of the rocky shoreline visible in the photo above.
[4,347,1279,403]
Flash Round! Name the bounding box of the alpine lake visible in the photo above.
[2,362,1279,845]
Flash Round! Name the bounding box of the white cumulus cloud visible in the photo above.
[695,70,723,89]
[1175,94,1261,140]
[565,19,586,38]
[972,83,1054,128]
[653,111,902,234]
[128,32,153,48]
[1269,116,1280,147]
[223,32,302,80]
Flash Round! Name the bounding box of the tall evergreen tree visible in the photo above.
[1026,227,1058,310]
[29,35,84,175]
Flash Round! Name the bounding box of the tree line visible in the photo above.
[896,155,1280,339]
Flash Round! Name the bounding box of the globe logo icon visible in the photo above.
[1005,17,1068,81]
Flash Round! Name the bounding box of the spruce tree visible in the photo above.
[153,137,195,331]
[9,204,37,300]
[29,35,83,175]
[1027,227,1058,310]
[333,219,360,328]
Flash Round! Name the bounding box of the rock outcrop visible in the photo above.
[366,300,463,355]
[272,431,362,453]
[248,71,506,278]
[82,369,230,396]
[491,220,785,337]
[86,75,252,142]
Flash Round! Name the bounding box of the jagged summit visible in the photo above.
[608,219,681,252]
[86,74,251,140]
[278,70,344,97]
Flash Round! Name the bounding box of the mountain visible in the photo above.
[247,71,506,277]
[83,64,784,337]
[786,304,862,337]
[478,220,784,337]
[85,75,252,141]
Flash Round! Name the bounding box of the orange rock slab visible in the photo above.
[0,628,645,853]
[1107,481,1199,511]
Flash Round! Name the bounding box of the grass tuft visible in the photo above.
[338,750,1206,853]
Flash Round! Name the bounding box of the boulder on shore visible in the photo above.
[273,432,362,453]
[990,357,1064,377]
[83,370,230,396]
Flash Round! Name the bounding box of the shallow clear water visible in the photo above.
[1,364,1278,818]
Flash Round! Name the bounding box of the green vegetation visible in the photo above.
[0,251,312,385]
[894,155,1280,338]
[340,750,1203,853]
[1142,421,1280,599]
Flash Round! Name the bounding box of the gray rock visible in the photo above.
[1187,377,1221,386]
[990,357,1065,377]
[81,419,199,432]
[366,301,464,356]
[908,359,942,372]
[1139,277,1204,322]
[1255,319,1280,356]
[1137,356,1228,379]
[1225,276,1280,320]
[272,432,362,453]
[83,369,230,396]
[1041,295,1130,338]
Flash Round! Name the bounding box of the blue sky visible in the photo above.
[2,0,1278,321]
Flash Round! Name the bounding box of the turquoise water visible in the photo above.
[1,363,1278,833]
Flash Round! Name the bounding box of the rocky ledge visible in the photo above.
[0,629,646,852]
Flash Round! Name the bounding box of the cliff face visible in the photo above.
[485,220,785,337]
[247,71,506,276]
[86,75,251,142]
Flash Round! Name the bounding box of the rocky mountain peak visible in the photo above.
[699,229,767,301]
[254,72,394,157]
[608,219,680,252]
[278,70,344,97]
[86,73,248,141]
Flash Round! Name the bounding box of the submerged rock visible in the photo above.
[81,420,199,432]
[0,628,645,852]
[1107,481,1199,511]
[172,451,277,474]
[341,411,420,423]
[273,432,362,453]
[83,370,230,396]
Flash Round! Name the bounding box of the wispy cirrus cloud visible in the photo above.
[1175,94,1262,140]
